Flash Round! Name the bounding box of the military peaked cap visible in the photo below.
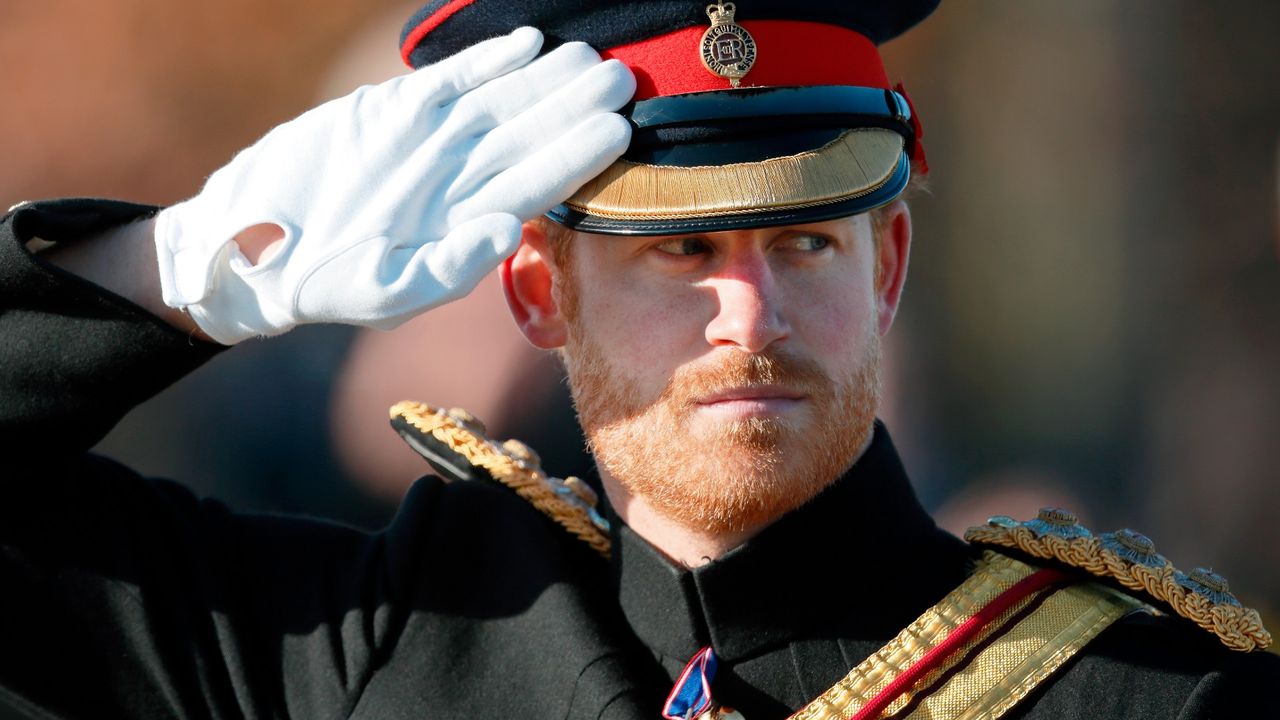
[402,0,940,235]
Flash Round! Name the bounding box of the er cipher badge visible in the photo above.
[700,3,757,87]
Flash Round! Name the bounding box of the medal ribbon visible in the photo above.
[662,646,718,720]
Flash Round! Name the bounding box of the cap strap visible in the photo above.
[630,85,911,130]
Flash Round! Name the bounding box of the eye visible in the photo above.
[788,234,831,252]
[653,237,712,256]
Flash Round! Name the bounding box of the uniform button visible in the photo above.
[1037,507,1078,527]
[1113,528,1155,554]
[1100,528,1167,568]
[446,407,487,437]
[1024,507,1092,539]
[502,439,541,468]
[1188,568,1229,593]
[564,476,598,506]
[1177,567,1241,606]
[986,514,1019,528]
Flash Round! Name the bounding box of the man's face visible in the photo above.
[553,215,888,535]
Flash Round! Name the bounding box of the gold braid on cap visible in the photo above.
[390,401,612,558]
[563,128,903,221]
[964,509,1271,652]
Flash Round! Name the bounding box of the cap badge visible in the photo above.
[700,3,756,88]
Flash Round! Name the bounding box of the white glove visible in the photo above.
[154,27,633,345]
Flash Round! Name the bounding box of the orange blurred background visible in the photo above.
[3,1,1278,619]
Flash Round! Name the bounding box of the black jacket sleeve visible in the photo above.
[0,198,218,454]
[0,200,436,719]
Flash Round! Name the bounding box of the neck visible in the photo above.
[602,480,759,568]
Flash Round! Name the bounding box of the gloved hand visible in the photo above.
[154,27,633,345]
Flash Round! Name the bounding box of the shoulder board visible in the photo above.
[964,508,1271,652]
[389,400,612,558]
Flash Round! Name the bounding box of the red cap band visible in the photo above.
[403,15,890,102]
[603,21,889,100]
[401,0,481,65]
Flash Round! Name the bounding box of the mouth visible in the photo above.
[694,385,807,417]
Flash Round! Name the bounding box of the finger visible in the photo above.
[453,59,635,194]
[402,26,544,104]
[444,41,610,132]
[449,112,632,225]
[378,212,524,324]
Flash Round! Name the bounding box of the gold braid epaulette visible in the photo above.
[964,509,1271,652]
[390,401,612,558]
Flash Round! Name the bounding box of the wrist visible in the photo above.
[41,215,218,344]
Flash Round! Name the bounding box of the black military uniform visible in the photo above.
[2,199,1276,719]
[4,0,1279,716]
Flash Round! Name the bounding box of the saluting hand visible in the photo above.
[153,27,633,345]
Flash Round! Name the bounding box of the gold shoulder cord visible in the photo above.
[788,551,1141,720]
[390,401,612,558]
[965,509,1271,653]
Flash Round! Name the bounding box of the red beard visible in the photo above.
[563,328,881,534]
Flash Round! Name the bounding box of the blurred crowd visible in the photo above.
[4,1,1278,623]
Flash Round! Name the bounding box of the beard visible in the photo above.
[562,320,882,535]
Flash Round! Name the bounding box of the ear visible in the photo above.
[501,221,568,349]
[874,199,912,335]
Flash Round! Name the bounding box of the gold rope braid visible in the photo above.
[390,401,612,558]
[784,551,1141,720]
[787,552,1042,720]
[963,523,1271,652]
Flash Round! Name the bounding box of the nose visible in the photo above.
[703,251,791,352]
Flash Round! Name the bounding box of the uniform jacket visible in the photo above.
[1,199,1276,719]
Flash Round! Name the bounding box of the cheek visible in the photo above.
[788,274,878,359]
[577,275,704,383]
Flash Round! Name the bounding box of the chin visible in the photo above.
[601,428,861,535]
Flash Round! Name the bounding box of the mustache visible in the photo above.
[664,350,831,408]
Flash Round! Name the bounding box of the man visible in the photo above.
[1,1,1275,718]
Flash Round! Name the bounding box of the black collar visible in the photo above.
[610,422,971,665]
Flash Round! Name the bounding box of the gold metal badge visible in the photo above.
[700,3,756,87]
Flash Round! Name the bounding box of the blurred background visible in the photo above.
[3,1,1277,620]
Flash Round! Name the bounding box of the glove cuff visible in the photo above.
[154,202,232,308]
[157,203,304,344]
